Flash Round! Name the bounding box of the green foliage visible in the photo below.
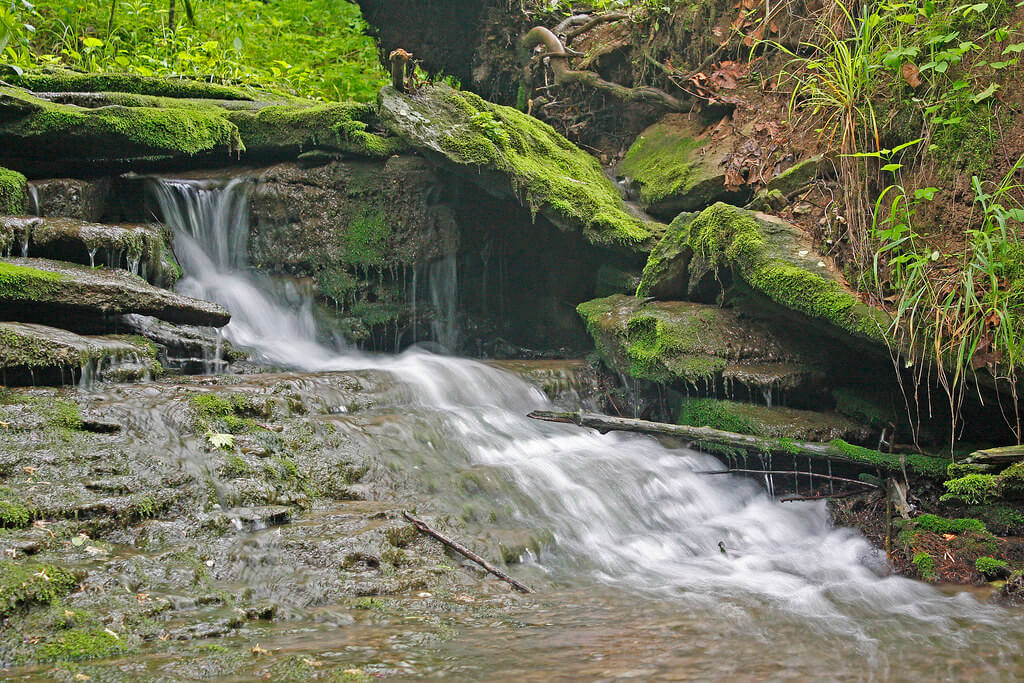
[0,498,33,528]
[975,555,1009,577]
[829,439,949,477]
[7,0,386,101]
[967,504,1024,535]
[913,551,936,581]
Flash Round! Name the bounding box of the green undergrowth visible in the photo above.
[190,393,268,435]
[913,551,936,581]
[976,556,1009,578]
[0,167,28,214]
[384,84,656,247]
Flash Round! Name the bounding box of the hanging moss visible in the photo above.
[0,168,27,214]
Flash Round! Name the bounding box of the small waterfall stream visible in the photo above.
[148,177,1023,676]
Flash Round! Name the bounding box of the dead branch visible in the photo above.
[697,468,878,488]
[403,512,534,593]
[522,26,691,113]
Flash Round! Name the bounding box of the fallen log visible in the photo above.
[402,512,534,594]
[526,410,949,479]
[964,445,1024,467]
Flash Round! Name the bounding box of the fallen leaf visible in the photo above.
[901,62,923,88]
[942,533,957,541]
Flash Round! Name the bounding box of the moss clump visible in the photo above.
[228,102,404,158]
[941,473,999,505]
[379,84,656,247]
[0,261,64,299]
[913,551,936,581]
[976,556,1009,579]
[344,208,390,267]
[221,455,254,478]
[47,399,83,430]
[190,392,264,434]
[831,386,896,430]
[0,561,79,617]
[0,499,33,528]
[0,167,27,214]
[0,87,243,160]
[678,398,758,435]
[967,505,1024,535]
[638,203,889,344]
[33,628,130,663]
[829,439,948,478]
[619,120,704,207]
[913,513,988,535]
[7,68,252,101]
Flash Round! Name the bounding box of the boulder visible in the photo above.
[576,293,825,394]
[618,115,747,219]
[0,258,229,330]
[0,321,161,386]
[28,177,110,221]
[377,83,659,249]
[637,203,890,347]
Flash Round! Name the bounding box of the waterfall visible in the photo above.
[148,177,1009,654]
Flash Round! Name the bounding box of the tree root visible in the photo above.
[522,26,691,113]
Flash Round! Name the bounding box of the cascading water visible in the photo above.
[148,177,1023,676]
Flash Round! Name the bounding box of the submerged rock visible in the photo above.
[377,83,659,248]
[0,257,229,330]
[576,293,825,394]
[0,321,161,386]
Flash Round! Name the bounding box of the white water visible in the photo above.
[149,178,1021,673]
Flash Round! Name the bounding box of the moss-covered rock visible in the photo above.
[0,257,229,329]
[7,68,252,101]
[677,398,872,443]
[377,84,658,248]
[0,561,80,618]
[618,115,743,219]
[0,322,162,386]
[0,167,27,214]
[637,203,890,346]
[576,293,824,391]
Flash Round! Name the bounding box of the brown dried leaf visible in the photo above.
[901,62,923,88]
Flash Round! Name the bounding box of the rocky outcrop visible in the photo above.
[377,84,659,249]
[637,203,890,348]
[120,314,247,375]
[28,177,110,221]
[576,294,826,397]
[0,322,160,385]
[0,258,229,331]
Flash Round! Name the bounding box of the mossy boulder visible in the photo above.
[637,203,891,347]
[618,115,744,219]
[677,397,872,443]
[7,68,252,101]
[576,293,825,391]
[0,257,229,330]
[0,167,27,214]
[377,84,658,248]
[0,322,161,386]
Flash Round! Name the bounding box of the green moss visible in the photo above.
[228,102,403,157]
[0,87,243,160]
[47,399,83,430]
[190,392,263,435]
[831,386,895,430]
[0,561,79,617]
[638,203,889,344]
[913,551,936,581]
[941,473,999,505]
[0,498,33,528]
[344,208,390,267]
[619,122,703,206]
[33,628,130,663]
[0,167,27,214]
[0,261,64,299]
[381,85,656,247]
[913,513,988,535]
[828,439,948,478]
[7,68,251,101]
[966,505,1024,535]
[222,455,253,478]
[624,311,726,382]
[677,398,759,434]
[975,556,1009,578]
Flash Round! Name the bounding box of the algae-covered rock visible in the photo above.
[377,83,658,248]
[576,293,824,391]
[0,322,161,386]
[28,177,110,221]
[618,115,744,219]
[677,397,872,443]
[0,167,27,214]
[637,203,890,346]
[0,257,229,329]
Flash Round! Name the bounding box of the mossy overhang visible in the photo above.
[637,203,891,348]
[376,83,662,250]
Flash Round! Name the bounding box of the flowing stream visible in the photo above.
[147,177,1024,679]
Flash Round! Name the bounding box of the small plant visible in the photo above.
[941,473,999,504]
[471,111,510,146]
[975,555,1010,579]
[913,551,937,581]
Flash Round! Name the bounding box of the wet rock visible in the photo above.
[120,314,246,374]
[0,321,161,386]
[676,397,872,443]
[28,177,111,221]
[208,505,293,532]
[576,294,826,395]
[0,257,229,331]
[618,115,749,219]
